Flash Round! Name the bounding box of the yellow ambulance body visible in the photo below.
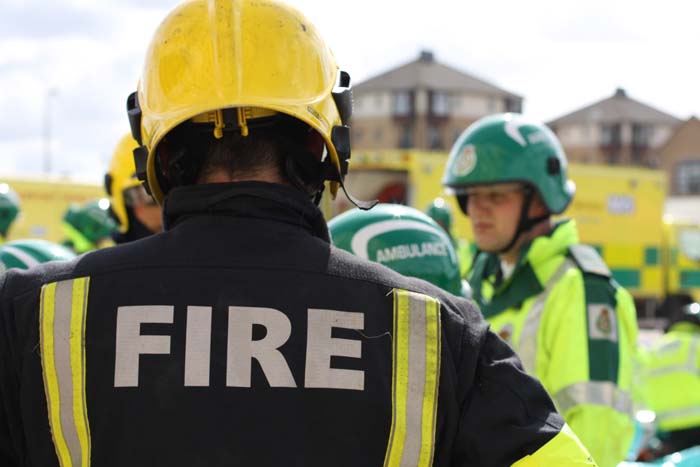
[2,177,106,244]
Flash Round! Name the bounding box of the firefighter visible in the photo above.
[640,302,700,456]
[443,113,638,467]
[0,183,20,244]
[104,133,162,243]
[62,199,117,253]
[329,203,469,297]
[425,197,473,276]
[0,2,595,465]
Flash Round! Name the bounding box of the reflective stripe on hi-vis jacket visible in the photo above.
[554,381,633,416]
[40,278,91,467]
[384,289,441,467]
[518,259,576,373]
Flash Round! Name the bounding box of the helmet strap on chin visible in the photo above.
[497,186,550,255]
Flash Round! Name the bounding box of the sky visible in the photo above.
[1,0,699,182]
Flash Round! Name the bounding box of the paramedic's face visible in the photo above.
[466,183,525,253]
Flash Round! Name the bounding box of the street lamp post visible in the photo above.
[43,88,59,175]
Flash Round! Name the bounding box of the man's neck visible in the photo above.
[498,217,554,265]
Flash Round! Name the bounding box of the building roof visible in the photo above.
[354,50,521,99]
[548,88,681,126]
[659,116,700,154]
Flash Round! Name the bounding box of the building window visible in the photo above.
[504,97,521,113]
[428,125,443,149]
[676,160,700,194]
[398,124,413,148]
[600,123,621,146]
[632,124,650,147]
[393,91,413,117]
[430,91,450,117]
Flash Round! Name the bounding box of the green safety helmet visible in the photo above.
[329,204,468,297]
[0,239,75,272]
[62,199,117,253]
[0,183,20,238]
[425,197,453,234]
[442,113,576,215]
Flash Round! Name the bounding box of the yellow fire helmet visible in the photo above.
[104,133,141,233]
[127,0,357,205]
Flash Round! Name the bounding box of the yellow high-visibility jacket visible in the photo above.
[640,321,700,432]
[469,219,638,467]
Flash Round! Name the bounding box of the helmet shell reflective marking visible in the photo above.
[329,204,465,296]
[0,239,75,271]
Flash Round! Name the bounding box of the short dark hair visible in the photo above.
[196,130,285,183]
[156,114,319,192]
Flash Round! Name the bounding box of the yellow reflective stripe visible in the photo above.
[41,282,72,466]
[384,289,441,467]
[385,289,409,467]
[70,277,91,467]
[418,296,440,467]
[40,278,91,467]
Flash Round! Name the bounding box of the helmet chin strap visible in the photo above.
[497,188,550,256]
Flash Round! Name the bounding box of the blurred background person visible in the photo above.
[104,134,162,243]
[0,183,20,245]
[638,301,700,458]
[425,197,473,277]
[61,199,116,253]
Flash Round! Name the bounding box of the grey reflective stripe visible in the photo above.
[554,381,633,416]
[648,337,700,378]
[401,295,429,466]
[657,406,700,423]
[384,289,440,467]
[2,245,40,268]
[54,281,83,467]
[40,277,91,467]
[517,259,576,373]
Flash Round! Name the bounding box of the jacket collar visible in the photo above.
[469,219,578,316]
[162,181,330,242]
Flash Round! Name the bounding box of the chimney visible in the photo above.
[419,50,434,63]
[614,87,627,98]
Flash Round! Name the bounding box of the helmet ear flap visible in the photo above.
[456,194,469,216]
[103,174,113,197]
[157,137,199,191]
